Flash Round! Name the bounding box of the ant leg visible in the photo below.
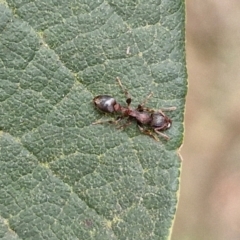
[93,116,131,132]
[137,124,159,141]
[137,92,153,112]
[92,116,122,125]
[117,118,132,130]
[160,106,176,112]
[139,92,153,108]
[154,107,176,117]
[138,105,176,114]
[154,129,169,140]
[116,77,131,107]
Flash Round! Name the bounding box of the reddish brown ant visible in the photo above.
[93,77,176,141]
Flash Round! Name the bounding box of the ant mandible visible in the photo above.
[92,77,176,141]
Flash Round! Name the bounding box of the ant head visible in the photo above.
[151,112,172,130]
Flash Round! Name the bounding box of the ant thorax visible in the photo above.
[129,110,152,125]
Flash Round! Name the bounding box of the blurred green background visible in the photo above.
[172,1,240,239]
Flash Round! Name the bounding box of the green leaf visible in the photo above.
[0,1,187,239]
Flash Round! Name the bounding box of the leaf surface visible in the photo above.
[0,1,187,239]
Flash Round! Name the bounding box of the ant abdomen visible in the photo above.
[93,95,117,113]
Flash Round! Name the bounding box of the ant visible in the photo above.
[92,77,176,141]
